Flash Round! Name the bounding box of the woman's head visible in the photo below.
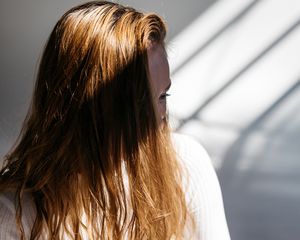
[34,0,167,145]
[0,1,194,239]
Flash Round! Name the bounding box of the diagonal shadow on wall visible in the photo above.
[171,0,261,76]
[175,17,300,131]
[218,78,300,184]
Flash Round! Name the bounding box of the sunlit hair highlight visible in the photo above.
[0,1,195,239]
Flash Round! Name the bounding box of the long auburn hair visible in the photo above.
[0,1,195,239]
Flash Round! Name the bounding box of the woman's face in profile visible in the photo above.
[148,44,171,125]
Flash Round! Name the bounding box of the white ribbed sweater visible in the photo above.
[0,133,231,239]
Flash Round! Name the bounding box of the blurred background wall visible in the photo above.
[1,0,300,239]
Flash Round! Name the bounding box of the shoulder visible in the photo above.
[171,132,212,169]
[0,191,35,239]
[171,132,216,193]
[171,132,217,204]
[0,191,21,239]
[171,133,231,240]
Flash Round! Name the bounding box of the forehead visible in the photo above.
[147,44,170,95]
[147,44,168,69]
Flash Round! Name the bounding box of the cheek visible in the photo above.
[155,103,166,125]
[158,101,167,117]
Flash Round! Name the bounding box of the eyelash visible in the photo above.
[159,93,171,100]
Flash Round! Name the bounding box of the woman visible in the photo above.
[0,1,230,239]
